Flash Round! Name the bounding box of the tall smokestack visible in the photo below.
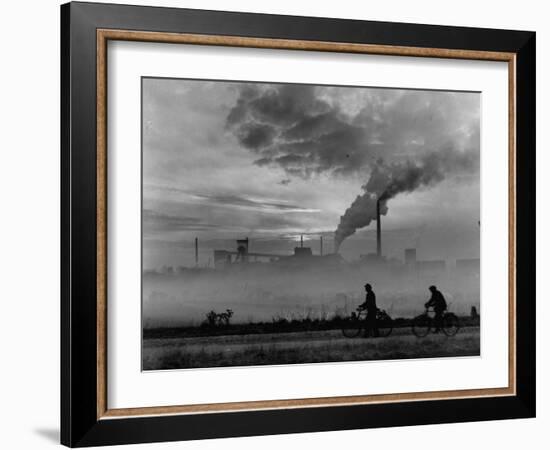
[301,235,303,248]
[334,151,477,250]
[376,199,381,258]
[195,237,199,266]
[320,236,323,256]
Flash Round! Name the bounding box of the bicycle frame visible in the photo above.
[412,306,459,338]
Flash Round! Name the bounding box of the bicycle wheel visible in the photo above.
[341,313,363,338]
[412,314,431,337]
[442,313,460,336]
[377,311,393,337]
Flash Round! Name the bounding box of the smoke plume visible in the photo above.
[224,82,480,250]
[334,149,477,250]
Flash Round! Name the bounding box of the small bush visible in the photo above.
[204,309,234,327]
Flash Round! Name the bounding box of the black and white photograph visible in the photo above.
[0,0,542,447]
[141,77,481,370]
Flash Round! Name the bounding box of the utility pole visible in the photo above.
[195,237,199,266]
[376,198,381,258]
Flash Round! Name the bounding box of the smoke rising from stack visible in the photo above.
[223,82,480,253]
[334,150,477,251]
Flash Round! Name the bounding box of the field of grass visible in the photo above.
[143,326,480,370]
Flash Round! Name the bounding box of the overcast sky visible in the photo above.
[142,78,480,270]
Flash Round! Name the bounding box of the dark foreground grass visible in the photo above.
[144,316,480,339]
[143,327,480,370]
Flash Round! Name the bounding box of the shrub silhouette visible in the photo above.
[205,309,234,327]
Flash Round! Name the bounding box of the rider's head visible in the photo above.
[364,283,372,291]
[429,285,437,292]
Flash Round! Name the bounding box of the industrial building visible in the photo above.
[211,235,341,269]
[195,197,477,275]
[213,237,285,268]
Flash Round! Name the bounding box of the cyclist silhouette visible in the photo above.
[359,283,379,337]
[424,285,447,332]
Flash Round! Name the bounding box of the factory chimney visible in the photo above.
[320,236,323,256]
[300,235,303,248]
[195,237,199,266]
[376,198,381,258]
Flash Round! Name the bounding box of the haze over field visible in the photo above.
[143,266,480,328]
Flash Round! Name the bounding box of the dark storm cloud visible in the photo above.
[226,84,479,179]
[226,84,372,177]
[226,84,329,128]
[236,122,277,149]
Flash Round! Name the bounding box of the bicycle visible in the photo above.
[341,308,393,338]
[411,307,460,337]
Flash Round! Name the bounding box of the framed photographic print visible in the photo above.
[61,1,535,447]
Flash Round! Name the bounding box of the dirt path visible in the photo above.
[143,326,480,370]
